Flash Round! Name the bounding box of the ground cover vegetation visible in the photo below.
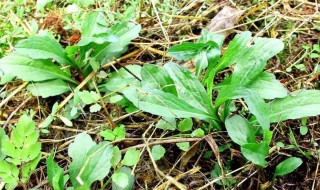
[0,0,319,189]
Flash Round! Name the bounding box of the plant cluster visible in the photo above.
[0,8,320,189]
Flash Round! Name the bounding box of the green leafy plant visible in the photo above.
[47,132,140,189]
[0,114,42,190]
[0,11,141,98]
[100,30,320,169]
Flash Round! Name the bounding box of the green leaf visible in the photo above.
[99,130,116,141]
[99,125,125,141]
[0,128,9,160]
[0,161,19,187]
[27,79,71,98]
[36,0,53,11]
[100,65,141,92]
[0,53,76,84]
[164,62,213,115]
[241,142,269,167]
[244,91,270,130]
[176,142,190,151]
[112,172,129,188]
[111,146,121,168]
[151,145,166,161]
[113,125,126,140]
[15,36,72,65]
[123,87,213,121]
[112,167,135,190]
[122,148,140,166]
[245,72,287,99]
[141,64,177,95]
[77,33,119,47]
[168,42,207,61]
[269,90,320,122]
[81,12,107,39]
[178,118,193,132]
[195,48,220,78]
[68,133,113,188]
[46,151,64,190]
[79,91,100,105]
[225,115,255,146]
[274,157,302,176]
[21,154,42,183]
[156,118,176,131]
[93,22,141,64]
[215,32,284,109]
[300,126,308,135]
[58,116,73,127]
[191,128,205,137]
[89,103,101,113]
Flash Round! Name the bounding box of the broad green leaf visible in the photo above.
[100,65,141,92]
[231,38,283,87]
[176,142,190,151]
[112,172,129,188]
[198,29,225,47]
[0,73,14,85]
[225,115,255,146]
[123,87,214,121]
[81,12,108,39]
[0,53,76,84]
[27,79,71,98]
[141,64,177,95]
[15,36,72,65]
[164,62,213,114]
[214,31,252,73]
[46,151,64,190]
[241,142,269,167]
[269,90,320,122]
[178,118,193,132]
[112,167,135,190]
[244,91,270,130]
[168,42,207,61]
[93,22,141,64]
[219,72,287,100]
[151,145,166,161]
[216,32,284,107]
[77,33,119,46]
[274,157,302,176]
[122,148,140,166]
[68,133,113,188]
[246,72,287,99]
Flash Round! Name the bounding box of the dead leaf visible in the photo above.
[206,6,243,37]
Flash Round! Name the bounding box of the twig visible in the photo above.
[0,81,29,109]
[142,124,187,190]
